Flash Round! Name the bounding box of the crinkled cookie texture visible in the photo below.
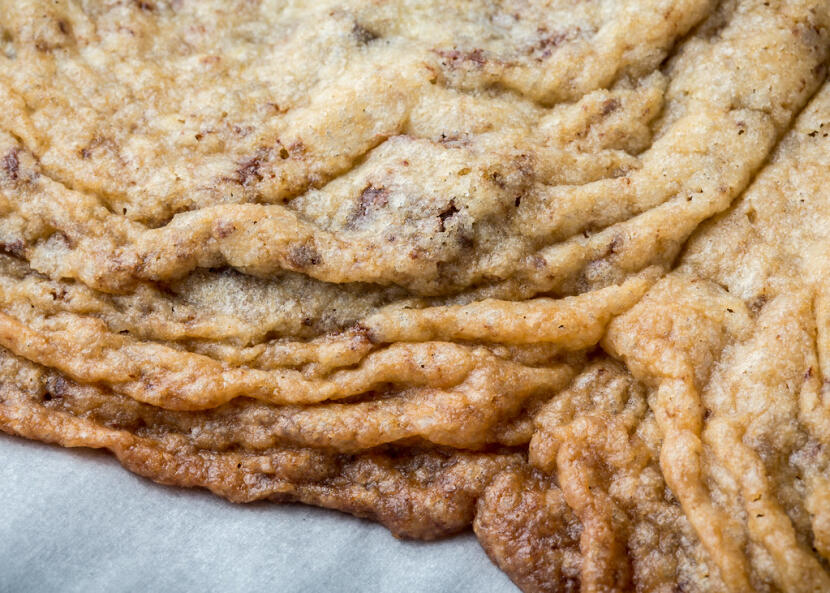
[0,0,829,591]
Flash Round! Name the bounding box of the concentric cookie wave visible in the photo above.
[0,1,828,591]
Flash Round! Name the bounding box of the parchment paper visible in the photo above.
[0,433,518,593]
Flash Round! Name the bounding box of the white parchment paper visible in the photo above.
[0,433,519,593]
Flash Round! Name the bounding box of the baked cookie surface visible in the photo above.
[1,1,829,591]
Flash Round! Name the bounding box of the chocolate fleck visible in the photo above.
[236,149,269,185]
[0,239,25,257]
[288,244,322,268]
[2,148,20,180]
[601,98,620,116]
[214,221,237,238]
[438,200,459,232]
[352,22,379,45]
